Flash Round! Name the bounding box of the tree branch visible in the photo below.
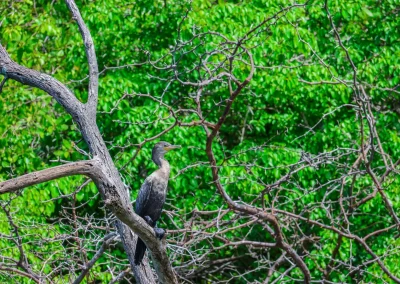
[65,0,99,114]
[73,233,118,284]
[0,160,100,194]
[0,266,40,283]
[115,221,157,284]
[203,16,311,282]
[0,44,83,118]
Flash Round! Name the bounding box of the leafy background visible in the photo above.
[1,0,400,282]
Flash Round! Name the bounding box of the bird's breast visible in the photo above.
[152,178,168,195]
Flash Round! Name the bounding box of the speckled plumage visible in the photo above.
[134,142,179,265]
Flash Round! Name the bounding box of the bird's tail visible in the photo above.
[134,238,147,265]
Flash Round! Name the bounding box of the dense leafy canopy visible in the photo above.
[1,0,400,282]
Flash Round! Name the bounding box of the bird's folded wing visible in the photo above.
[135,178,152,216]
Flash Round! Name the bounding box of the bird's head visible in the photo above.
[152,141,181,166]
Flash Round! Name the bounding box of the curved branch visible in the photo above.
[0,160,100,194]
[0,44,83,118]
[203,19,311,282]
[0,266,40,283]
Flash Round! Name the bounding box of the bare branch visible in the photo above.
[0,44,83,117]
[73,233,118,284]
[65,0,99,114]
[0,266,40,283]
[109,268,131,284]
[0,160,101,194]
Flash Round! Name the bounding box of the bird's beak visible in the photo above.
[164,145,181,151]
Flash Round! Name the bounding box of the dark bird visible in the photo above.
[134,141,180,265]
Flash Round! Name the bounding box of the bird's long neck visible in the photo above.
[159,158,170,176]
[153,155,170,176]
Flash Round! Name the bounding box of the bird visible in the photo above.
[134,141,181,265]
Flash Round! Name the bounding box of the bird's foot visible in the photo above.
[143,216,164,239]
[144,216,155,227]
[154,228,165,240]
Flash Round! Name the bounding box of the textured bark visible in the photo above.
[65,0,98,115]
[0,160,101,194]
[116,222,157,284]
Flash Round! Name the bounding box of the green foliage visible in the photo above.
[1,0,400,282]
